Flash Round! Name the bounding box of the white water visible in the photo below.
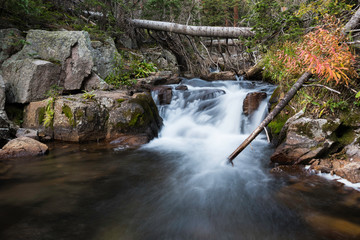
[147,78,275,171]
[136,79,298,239]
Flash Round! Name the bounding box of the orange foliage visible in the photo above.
[276,16,357,85]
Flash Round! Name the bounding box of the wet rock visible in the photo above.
[175,85,188,91]
[334,162,360,183]
[2,59,61,103]
[23,90,162,143]
[16,128,38,140]
[183,89,226,103]
[0,28,24,66]
[201,71,236,81]
[110,134,149,148]
[243,92,267,116]
[310,159,334,173]
[271,118,340,165]
[0,137,48,159]
[106,92,163,140]
[152,86,172,105]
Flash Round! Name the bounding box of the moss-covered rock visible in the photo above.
[22,90,162,143]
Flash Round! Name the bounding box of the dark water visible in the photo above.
[0,143,360,240]
[1,79,360,240]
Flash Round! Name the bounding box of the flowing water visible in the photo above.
[0,78,360,240]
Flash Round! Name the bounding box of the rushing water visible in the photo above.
[0,78,360,240]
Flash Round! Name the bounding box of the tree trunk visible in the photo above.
[228,72,313,165]
[344,7,360,33]
[130,19,254,38]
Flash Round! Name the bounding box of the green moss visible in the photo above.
[75,109,84,119]
[268,112,289,135]
[322,121,340,133]
[295,122,314,138]
[338,130,355,145]
[340,109,360,127]
[116,98,126,104]
[61,104,75,127]
[38,107,46,125]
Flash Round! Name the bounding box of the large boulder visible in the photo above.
[3,30,94,91]
[0,28,24,66]
[1,30,120,104]
[271,118,340,165]
[243,92,267,116]
[23,90,163,143]
[91,38,118,79]
[2,59,61,103]
[0,137,48,159]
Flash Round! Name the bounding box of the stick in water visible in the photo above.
[228,72,312,166]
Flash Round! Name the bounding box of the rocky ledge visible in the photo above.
[270,112,360,183]
[23,90,162,143]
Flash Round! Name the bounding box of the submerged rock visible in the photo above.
[0,136,48,159]
[152,86,172,105]
[243,91,267,116]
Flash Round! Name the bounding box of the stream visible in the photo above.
[0,78,360,240]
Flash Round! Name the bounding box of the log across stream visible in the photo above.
[0,78,359,240]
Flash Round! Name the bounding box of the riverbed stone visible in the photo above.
[0,136,48,159]
[2,59,61,103]
[271,118,340,165]
[334,162,360,183]
[0,28,24,66]
[152,86,172,105]
[243,92,267,116]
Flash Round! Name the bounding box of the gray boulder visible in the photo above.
[5,30,94,91]
[2,59,61,103]
[91,38,118,79]
[271,118,340,165]
[0,28,24,66]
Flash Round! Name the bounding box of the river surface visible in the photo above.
[0,78,360,240]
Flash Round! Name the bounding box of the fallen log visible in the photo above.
[130,19,254,38]
[228,72,313,165]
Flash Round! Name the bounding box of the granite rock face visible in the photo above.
[2,59,61,103]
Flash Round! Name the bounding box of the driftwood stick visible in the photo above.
[302,84,341,94]
[228,72,313,165]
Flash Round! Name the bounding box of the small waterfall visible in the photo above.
[138,79,304,239]
[149,78,276,167]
